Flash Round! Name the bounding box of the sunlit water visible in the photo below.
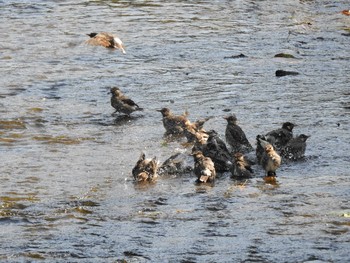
[1,0,349,262]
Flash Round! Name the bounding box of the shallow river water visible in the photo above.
[1,0,350,262]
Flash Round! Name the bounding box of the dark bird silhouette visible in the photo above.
[280,134,310,161]
[224,114,254,154]
[86,32,126,54]
[256,135,268,165]
[230,152,254,179]
[158,152,193,175]
[157,108,189,136]
[260,139,281,177]
[110,87,143,116]
[192,151,216,183]
[132,153,159,182]
[265,122,295,150]
[195,130,232,172]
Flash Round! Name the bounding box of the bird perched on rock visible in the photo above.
[198,130,232,172]
[260,140,281,177]
[157,108,189,136]
[231,152,254,179]
[280,134,310,161]
[192,151,216,183]
[224,114,254,154]
[132,153,159,182]
[110,87,143,116]
[265,122,295,151]
[86,32,126,54]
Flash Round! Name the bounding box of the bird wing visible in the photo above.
[122,98,140,108]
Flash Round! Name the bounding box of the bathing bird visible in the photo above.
[265,122,295,151]
[197,130,232,172]
[231,152,254,179]
[110,87,143,116]
[192,151,216,183]
[260,140,281,177]
[157,108,189,136]
[280,134,310,161]
[132,153,159,182]
[86,32,126,54]
[224,114,254,154]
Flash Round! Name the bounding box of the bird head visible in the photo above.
[282,122,296,131]
[87,32,98,38]
[224,114,237,124]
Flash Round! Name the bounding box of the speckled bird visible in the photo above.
[86,32,126,54]
[157,108,189,136]
[192,151,216,183]
[132,153,159,182]
[110,87,143,115]
[158,152,193,175]
[260,141,281,177]
[224,114,254,154]
[265,122,295,150]
[231,152,254,179]
[199,130,232,172]
[280,134,310,161]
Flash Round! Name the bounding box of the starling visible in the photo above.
[192,151,216,183]
[157,108,189,136]
[265,122,295,150]
[230,152,254,179]
[280,134,310,161]
[197,130,232,172]
[260,141,281,177]
[132,153,159,182]
[158,152,193,175]
[224,114,254,154]
[110,87,143,115]
[86,32,126,54]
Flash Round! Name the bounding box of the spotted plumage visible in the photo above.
[261,141,281,177]
[231,152,254,179]
[110,87,143,116]
[280,134,310,161]
[157,108,189,136]
[265,122,295,151]
[132,153,159,182]
[224,114,253,153]
[192,151,216,183]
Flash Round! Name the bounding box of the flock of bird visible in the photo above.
[85,32,310,185]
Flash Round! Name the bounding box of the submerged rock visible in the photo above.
[275,70,299,77]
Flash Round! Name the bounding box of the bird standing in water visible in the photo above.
[110,87,143,116]
[198,130,232,172]
[231,152,254,179]
[224,114,254,154]
[86,32,126,54]
[157,108,189,136]
[192,151,216,183]
[265,122,295,151]
[280,134,310,161]
[260,141,281,177]
[132,153,159,182]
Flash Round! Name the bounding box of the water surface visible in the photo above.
[1,0,349,262]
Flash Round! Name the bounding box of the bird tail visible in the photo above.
[199,175,210,183]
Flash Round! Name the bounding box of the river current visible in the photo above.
[0,1,349,262]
